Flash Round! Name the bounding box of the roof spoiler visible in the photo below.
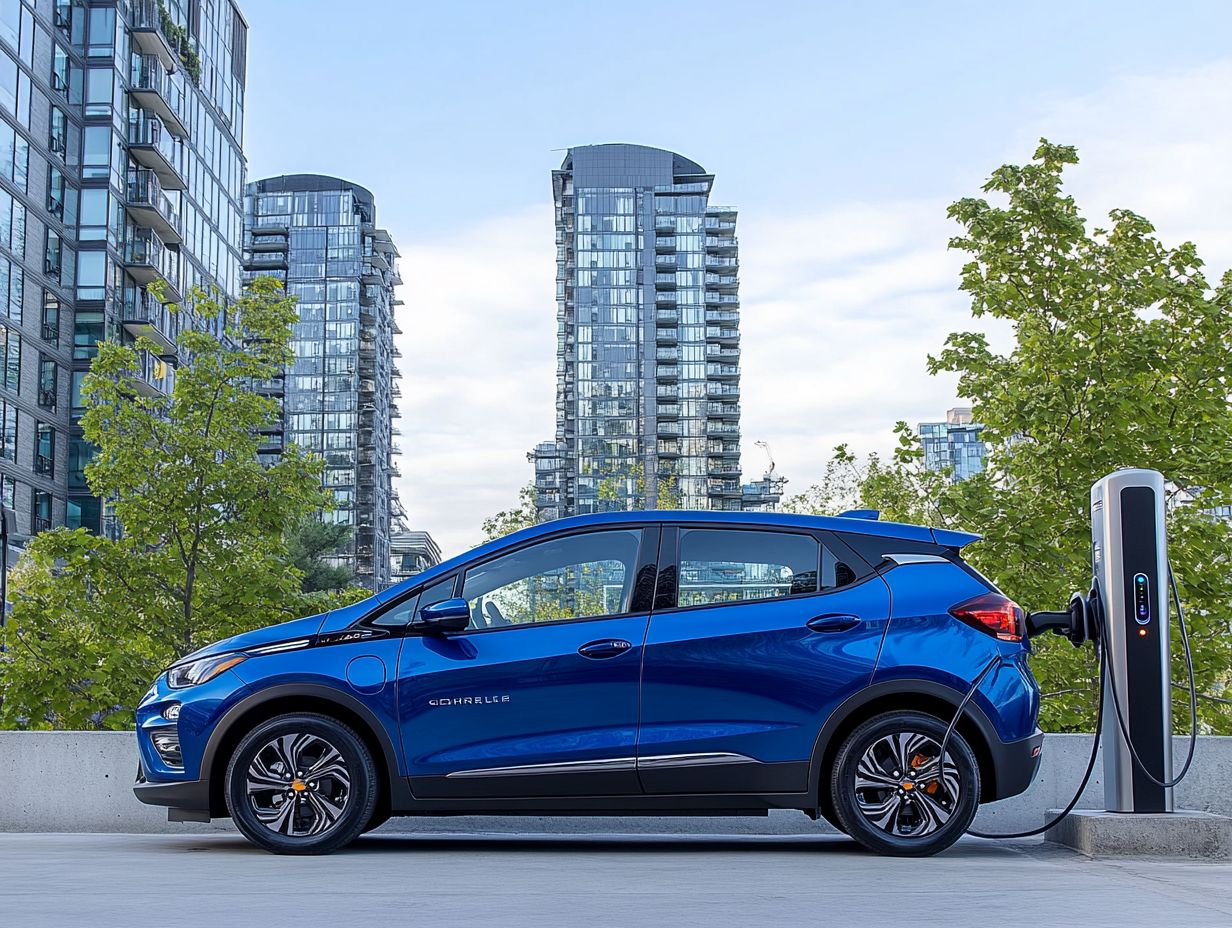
[838,509,880,521]
[932,527,981,549]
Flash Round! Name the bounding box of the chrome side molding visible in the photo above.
[445,752,760,778]
[883,553,949,565]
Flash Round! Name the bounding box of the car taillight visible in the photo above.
[949,592,1024,642]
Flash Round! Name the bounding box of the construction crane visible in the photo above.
[754,440,776,479]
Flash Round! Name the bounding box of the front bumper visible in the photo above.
[986,728,1045,801]
[133,770,211,820]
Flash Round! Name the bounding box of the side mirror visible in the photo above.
[415,597,471,634]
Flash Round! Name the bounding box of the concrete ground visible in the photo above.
[2,832,1230,928]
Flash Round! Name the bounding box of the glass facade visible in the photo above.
[243,174,403,590]
[0,0,247,542]
[919,407,987,482]
[533,144,744,519]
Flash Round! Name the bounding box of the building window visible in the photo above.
[0,398,15,459]
[0,255,21,322]
[41,289,58,345]
[0,323,18,391]
[51,45,70,99]
[49,106,68,158]
[0,473,13,511]
[32,488,51,533]
[45,230,63,278]
[38,354,55,408]
[34,421,52,475]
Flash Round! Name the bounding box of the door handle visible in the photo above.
[578,639,634,659]
[807,614,862,633]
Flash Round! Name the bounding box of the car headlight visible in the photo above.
[166,653,248,689]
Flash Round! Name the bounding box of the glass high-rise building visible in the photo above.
[920,407,986,482]
[243,174,403,590]
[0,0,247,542]
[532,144,743,519]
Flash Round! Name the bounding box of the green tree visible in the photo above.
[481,484,539,542]
[285,518,356,593]
[0,278,337,730]
[790,141,1232,733]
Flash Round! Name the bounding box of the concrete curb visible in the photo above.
[1,731,1229,835]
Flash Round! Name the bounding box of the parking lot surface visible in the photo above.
[2,831,1230,927]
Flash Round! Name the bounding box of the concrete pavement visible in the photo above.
[2,832,1230,928]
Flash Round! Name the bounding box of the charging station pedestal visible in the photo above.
[1045,468,1232,856]
[1091,468,1172,812]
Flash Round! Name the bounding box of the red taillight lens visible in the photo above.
[949,592,1024,642]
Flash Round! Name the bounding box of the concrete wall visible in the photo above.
[0,731,1227,835]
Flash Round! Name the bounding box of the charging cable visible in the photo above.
[939,559,1197,840]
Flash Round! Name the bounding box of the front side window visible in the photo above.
[461,530,642,630]
[371,575,456,629]
[677,529,822,607]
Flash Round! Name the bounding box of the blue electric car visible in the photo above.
[134,510,1042,856]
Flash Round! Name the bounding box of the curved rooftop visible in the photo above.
[248,173,376,213]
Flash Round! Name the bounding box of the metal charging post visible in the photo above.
[1091,468,1172,813]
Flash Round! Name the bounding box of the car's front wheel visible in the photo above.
[830,711,979,857]
[225,712,378,855]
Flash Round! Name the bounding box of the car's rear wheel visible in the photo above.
[830,711,979,857]
[225,713,377,855]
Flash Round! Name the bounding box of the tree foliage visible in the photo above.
[285,518,356,594]
[481,484,539,542]
[0,279,345,730]
[789,141,1232,733]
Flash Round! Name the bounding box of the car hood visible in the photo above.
[172,612,330,666]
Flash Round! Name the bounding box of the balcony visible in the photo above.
[706,346,740,361]
[656,421,681,437]
[124,227,182,302]
[706,236,738,252]
[128,114,185,189]
[705,255,738,270]
[705,291,739,306]
[126,169,182,244]
[655,236,677,253]
[708,478,742,496]
[655,291,676,306]
[129,0,180,71]
[121,290,178,355]
[706,402,740,418]
[126,350,173,398]
[705,273,739,289]
[656,364,679,381]
[130,55,189,138]
[706,326,739,343]
[706,421,741,437]
[655,328,678,345]
[654,255,677,270]
[708,461,742,476]
[655,309,679,325]
[706,310,739,324]
[654,272,677,289]
[707,383,741,398]
[244,251,288,272]
[706,363,740,379]
[657,403,680,418]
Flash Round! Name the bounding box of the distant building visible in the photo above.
[919,407,986,481]
[388,530,441,586]
[243,174,403,589]
[532,143,745,520]
[741,475,786,511]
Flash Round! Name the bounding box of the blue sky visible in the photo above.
[243,1,1232,554]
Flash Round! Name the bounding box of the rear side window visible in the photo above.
[677,529,819,607]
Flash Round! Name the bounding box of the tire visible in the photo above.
[361,810,391,834]
[830,711,979,857]
[225,712,378,855]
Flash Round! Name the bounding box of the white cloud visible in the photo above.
[393,60,1232,556]
[392,207,557,557]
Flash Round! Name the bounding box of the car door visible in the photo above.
[397,526,658,799]
[636,525,890,794]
